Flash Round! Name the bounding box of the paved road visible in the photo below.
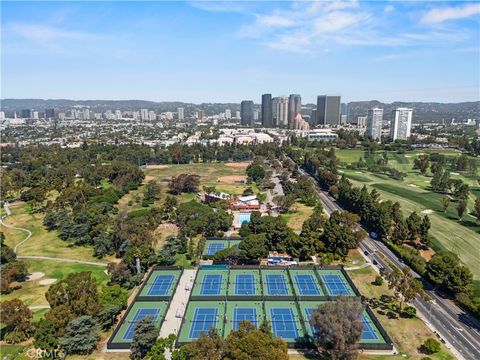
[297,164,480,360]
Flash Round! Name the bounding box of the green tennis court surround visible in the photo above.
[111,301,168,344]
[177,301,226,343]
[138,269,181,298]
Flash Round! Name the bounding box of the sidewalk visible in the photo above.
[159,268,197,338]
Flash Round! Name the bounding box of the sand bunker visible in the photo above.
[39,279,57,286]
[27,272,45,281]
[218,175,247,184]
[405,155,412,158]
[144,175,156,182]
[409,184,418,188]
[355,171,362,174]
[451,172,460,176]
[421,209,433,214]
[225,162,250,169]
[145,164,169,169]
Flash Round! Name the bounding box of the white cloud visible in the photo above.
[9,22,105,43]
[383,5,395,14]
[421,3,480,24]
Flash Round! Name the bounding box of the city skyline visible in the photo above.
[2,1,479,103]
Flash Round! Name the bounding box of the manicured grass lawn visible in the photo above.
[1,203,103,262]
[348,265,454,360]
[336,148,480,280]
[2,259,110,307]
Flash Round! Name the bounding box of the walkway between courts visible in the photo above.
[159,268,197,338]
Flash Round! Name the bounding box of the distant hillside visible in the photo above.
[347,101,479,123]
[1,99,478,122]
[0,99,243,116]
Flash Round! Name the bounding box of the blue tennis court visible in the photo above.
[235,274,255,295]
[124,308,160,340]
[200,274,223,295]
[294,274,320,295]
[321,274,352,296]
[189,308,218,339]
[207,243,225,256]
[361,315,379,340]
[147,275,174,296]
[266,274,289,295]
[270,308,298,339]
[233,308,257,330]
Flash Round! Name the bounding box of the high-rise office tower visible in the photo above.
[45,108,55,119]
[195,110,204,120]
[276,96,288,126]
[21,109,32,118]
[225,109,231,119]
[366,108,384,141]
[140,109,149,121]
[240,100,254,126]
[288,94,301,129]
[177,107,184,120]
[316,95,341,125]
[272,97,279,126]
[148,110,156,121]
[390,108,413,141]
[261,94,273,127]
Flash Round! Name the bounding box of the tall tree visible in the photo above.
[130,317,159,360]
[440,196,450,213]
[386,266,424,310]
[456,200,467,220]
[310,297,363,360]
[59,316,100,355]
[182,328,226,360]
[225,321,288,360]
[0,299,35,343]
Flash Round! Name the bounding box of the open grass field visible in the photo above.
[2,259,110,307]
[347,264,454,360]
[281,202,314,231]
[1,203,108,262]
[336,148,480,280]
[116,162,255,213]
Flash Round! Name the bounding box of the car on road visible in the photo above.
[364,250,369,256]
[372,259,378,265]
[370,232,378,239]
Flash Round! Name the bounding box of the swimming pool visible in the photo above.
[238,213,251,224]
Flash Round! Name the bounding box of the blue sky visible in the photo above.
[1,1,479,103]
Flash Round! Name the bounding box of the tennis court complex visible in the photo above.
[290,269,324,296]
[108,266,182,349]
[317,269,355,296]
[261,269,294,296]
[177,265,391,350]
[298,302,386,345]
[111,301,168,344]
[224,301,264,334]
[202,239,242,256]
[177,301,226,343]
[139,269,181,298]
[264,301,305,341]
[191,268,228,297]
[228,269,262,296]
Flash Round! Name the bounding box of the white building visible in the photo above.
[235,111,241,119]
[225,109,231,119]
[366,108,383,141]
[177,107,184,120]
[307,129,338,142]
[276,96,289,126]
[0,111,5,120]
[115,110,122,120]
[140,109,149,121]
[390,108,412,141]
[148,110,156,121]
